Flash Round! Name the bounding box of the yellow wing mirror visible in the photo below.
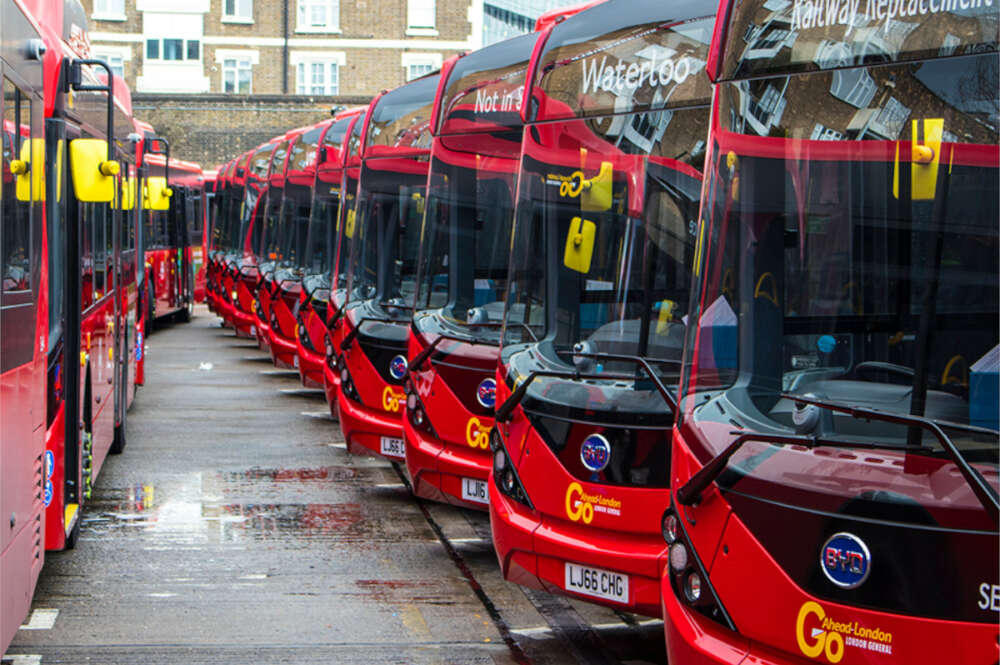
[563,216,596,274]
[143,176,172,210]
[69,138,118,202]
[581,161,613,212]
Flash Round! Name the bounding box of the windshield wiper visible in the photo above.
[495,354,678,423]
[676,394,999,526]
[676,431,934,506]
[406,324,503,374]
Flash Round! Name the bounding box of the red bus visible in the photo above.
[1,0,50,650]
[141,153,204,325]
[212,150,252,330]
[27,0,144,556]
[230,138,281,341]
[205,159,231,316]
[258,125,315,369]
[488,0,715,617]
[662,1,999,662]
[294,107,364,390]
[403,31,542,510]
[321,108,368,414]
[195,168,217,304]
[335,69,449,461]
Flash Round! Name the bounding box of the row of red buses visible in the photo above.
[2,0,202,652]
[202,0,999,661]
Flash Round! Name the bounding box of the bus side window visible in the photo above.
[2,80,31,294]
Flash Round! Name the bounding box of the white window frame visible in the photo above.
[296,0,341,34]
[93,0,126,20]
[401,52,441,81]
[93,45,133,78]
[406,0,438,36]
[291,51,346,96]
[222,0,254,23]
[215,49,259,94]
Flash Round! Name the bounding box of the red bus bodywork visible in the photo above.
[661,2,1000,662]
[294,108,364,391]
[488,0,715,618]
[29,0,144,558]
[403,31,542,511]
[335,69,450,462]
[141,154,204,325]
[1,0,50,650]
[320,109,368,416]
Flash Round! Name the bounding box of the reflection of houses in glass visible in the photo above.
[602,44,707,154]
[735,79,789,136]
[741,10,797,61]
[848,96,912,139]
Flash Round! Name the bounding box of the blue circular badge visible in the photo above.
[389,355,408,380]
[580,434,611,473]
[477,378,497,409]
[44,450,54,479]
[44,479,53,508]
[820,532,871,589]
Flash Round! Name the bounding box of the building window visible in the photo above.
[223,57,252,94]
[223,0,253,21]
[146,38,201,62]
[93,0,125,19]
[296,61,338,95]
[407,62,434,81]
[401,53,441,82]
[297,0,339,31]
[96,54,125,78]
[408,0,435,28]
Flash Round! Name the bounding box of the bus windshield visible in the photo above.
[681,50,999,528]
[343,157,426,314]
[414,133,520,341]
[502,108,707,415]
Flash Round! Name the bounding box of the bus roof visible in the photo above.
[436,31,540,136]
[527,0,716,122]
[362,71,442,158]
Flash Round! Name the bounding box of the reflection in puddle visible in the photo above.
[85,466,371,544]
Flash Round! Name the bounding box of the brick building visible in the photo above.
[85,0,486,165]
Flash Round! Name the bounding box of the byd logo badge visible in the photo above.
[580,434,611,473]
[476,378,496,409]
[820,532,871,589]
[389,355,408,380]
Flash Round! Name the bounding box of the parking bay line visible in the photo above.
[19,609,58,630]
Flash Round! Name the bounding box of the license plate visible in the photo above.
[564,562,629,604]
[293,356,299,368]
[380,436,405,458]
[461,478,488,504]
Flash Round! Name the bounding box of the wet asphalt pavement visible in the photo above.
[5,306,668,665]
